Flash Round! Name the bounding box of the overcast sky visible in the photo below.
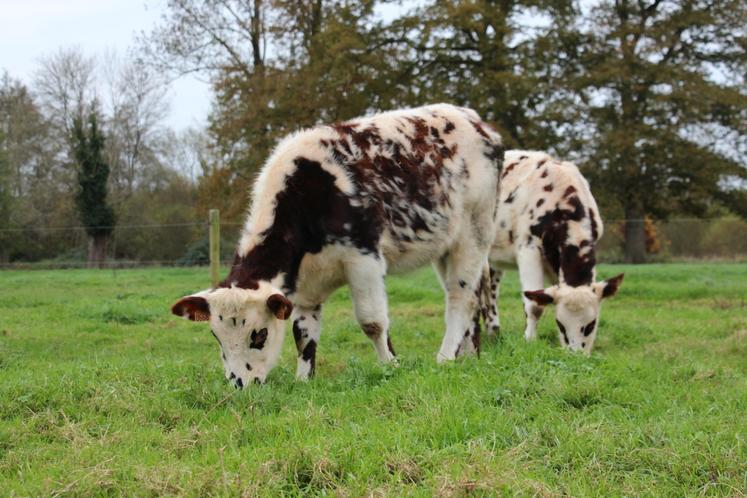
[0,0,211,131]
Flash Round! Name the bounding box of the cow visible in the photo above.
[477,150,623,354]
[171,104,504,387]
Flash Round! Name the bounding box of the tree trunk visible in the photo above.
[87,234,108,268]
[624,207,646,263]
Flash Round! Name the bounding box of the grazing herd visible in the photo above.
[172,104,623,388]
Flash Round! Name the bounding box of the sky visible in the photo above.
[0,0,211,131]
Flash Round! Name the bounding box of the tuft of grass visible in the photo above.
[0,263,745,495]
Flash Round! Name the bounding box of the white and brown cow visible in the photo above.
[172,104,503,387]
[479,150,623,353]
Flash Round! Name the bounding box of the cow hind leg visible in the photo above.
[346,254,396,363]
[485,266,503,337]
[292,304,323,380]
[434,244,487,362]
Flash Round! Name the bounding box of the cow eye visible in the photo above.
[582,319,597,337]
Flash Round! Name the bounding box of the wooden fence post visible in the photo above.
[209,209,220,287]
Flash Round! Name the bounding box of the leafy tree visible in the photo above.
[72,111,116,268]
[142,0,406,221]
[398,0,577,149]
[564,0,747,262]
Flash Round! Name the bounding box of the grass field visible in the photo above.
[1,263,745,496]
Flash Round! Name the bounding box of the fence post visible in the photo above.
[209,209,220,287]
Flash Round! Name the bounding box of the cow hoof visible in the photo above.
[436,352,455,364]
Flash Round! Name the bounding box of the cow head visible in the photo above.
[171,283,292,388]
[524,273,624,354]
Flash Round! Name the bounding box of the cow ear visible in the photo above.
[524,287,557,306]
[595,273,624,299]
[172,295,211,321]
[266,293,293,320]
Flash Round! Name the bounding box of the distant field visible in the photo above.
[0,263,745,496]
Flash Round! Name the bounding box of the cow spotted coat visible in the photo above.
[479,150,623,353]
[172,104,503,387]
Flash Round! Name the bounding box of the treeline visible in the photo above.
[2,0,746,265]
[0,51,209,266]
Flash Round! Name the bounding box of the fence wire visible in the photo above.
[0,217,745,268]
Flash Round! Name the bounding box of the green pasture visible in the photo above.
[0,263,745,496]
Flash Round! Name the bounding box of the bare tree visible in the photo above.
[102,52,170,197]
[34,47,97,142]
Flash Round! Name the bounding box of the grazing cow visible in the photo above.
[172,104,503,387]
[478,150,623,353]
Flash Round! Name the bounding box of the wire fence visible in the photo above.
[1,217,746,269]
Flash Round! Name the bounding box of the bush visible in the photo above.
[176,238,234,266]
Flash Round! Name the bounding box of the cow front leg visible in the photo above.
[346,254,396,363]
[517,247,545,341]
[434,248,486,363]
[291,304,323,380]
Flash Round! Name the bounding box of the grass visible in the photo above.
[0,263,745,496]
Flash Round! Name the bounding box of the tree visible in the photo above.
[0,72,77,262]
[399,0,577,149]
[566,0,747,262]
[141,0,406,221]
[72,111,116,268]
[103,52,170,199]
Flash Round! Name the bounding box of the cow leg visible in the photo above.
[434,246,486,363]
[346,255,396,363]
[291,304,323,380]
[485,266,503,337]
[517,247,545,341]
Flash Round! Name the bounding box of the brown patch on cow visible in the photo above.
[529,193,594,287]
[504,187,518,204]
[536,198,545,208]
[223,158,381,292]
[543,183,553,192]
[537,159,547,168]
[471,314,481,356]
[443,120,455,134]
[501,162,518,179]
[470,120,490,139]
[508,230,514,244]
[362,322,383,338]
[562,185,577,198]
[250,328,268,349]
[387,336,396,356]
[540,169,549,178]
